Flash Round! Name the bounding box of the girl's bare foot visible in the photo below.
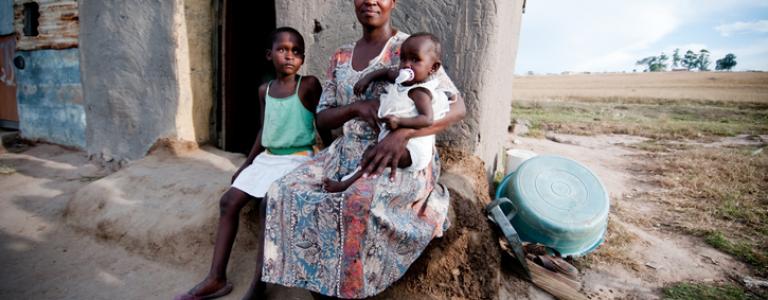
[174,276,232,300]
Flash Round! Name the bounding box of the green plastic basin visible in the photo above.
[495,155,609,256]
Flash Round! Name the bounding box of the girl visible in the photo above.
[175,27,329,300]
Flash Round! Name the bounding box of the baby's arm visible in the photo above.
[354,67,399,96]
[382,87,433,130]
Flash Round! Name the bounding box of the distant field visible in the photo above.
[512,71,768,104]
[511,72,768,139]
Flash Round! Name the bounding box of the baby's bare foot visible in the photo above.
[323,178,347,193]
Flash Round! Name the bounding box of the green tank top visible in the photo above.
[262,76,316,155]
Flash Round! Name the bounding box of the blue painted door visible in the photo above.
[15,48,85,148]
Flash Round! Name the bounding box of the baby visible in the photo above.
[324,32,450,192]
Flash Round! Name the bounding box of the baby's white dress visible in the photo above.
[377,77,450,172]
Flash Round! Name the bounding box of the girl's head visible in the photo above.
[267,27,305,76]
[354,0,396,29]
[399,33,442,85]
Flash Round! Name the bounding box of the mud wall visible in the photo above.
[79,0,214,161]
[275,0,525,176]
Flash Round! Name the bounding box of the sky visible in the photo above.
[515,0,768,74]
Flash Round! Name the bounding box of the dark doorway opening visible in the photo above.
[216,0,276,154]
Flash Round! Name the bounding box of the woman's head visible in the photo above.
[354,0,396,29]
[267,27,306,76]
[399,33,442,85]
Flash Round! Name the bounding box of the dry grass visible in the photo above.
[513,72,768,104]
[574,217,639,270]
[635,146,768,275]
[512,100,767,140]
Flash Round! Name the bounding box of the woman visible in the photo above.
[261,0,466,298]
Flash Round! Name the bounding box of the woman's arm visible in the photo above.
[359,93,466,179]
[316,99,380,133]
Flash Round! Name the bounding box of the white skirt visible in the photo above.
[232,152,312,198]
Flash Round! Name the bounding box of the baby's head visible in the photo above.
[267,27,306,75]
[399,33,442,85]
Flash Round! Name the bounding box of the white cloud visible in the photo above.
[518,0,683,72]
[516,0,768,73]
[715,20,768,37]
[708,39,768,70]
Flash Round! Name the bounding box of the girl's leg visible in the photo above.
[179,188,253,297]
[241,197,267,300]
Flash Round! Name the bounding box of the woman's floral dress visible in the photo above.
[261,31,460,299]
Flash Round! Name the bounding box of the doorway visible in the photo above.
[216,0,276,154]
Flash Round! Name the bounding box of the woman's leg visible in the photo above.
[179,188,253,297]
[241,196,267,300]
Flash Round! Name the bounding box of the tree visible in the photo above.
[682,50,698,70]
[716,53,737,71]
[672,48,681,68]
[697,49,711,71]
[636,53,668,72]
[636,56,656,72]
[655,53,669,72]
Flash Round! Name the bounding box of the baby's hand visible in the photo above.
[382,115,400,130]
[354,76,372,96]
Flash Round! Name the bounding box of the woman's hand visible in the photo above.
[360,128,413,180]
[353,99,381,133]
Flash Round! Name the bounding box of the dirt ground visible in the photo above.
[0,131,758,299]
[0,144,309,300]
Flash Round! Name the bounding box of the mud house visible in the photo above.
[1,0,525,175]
